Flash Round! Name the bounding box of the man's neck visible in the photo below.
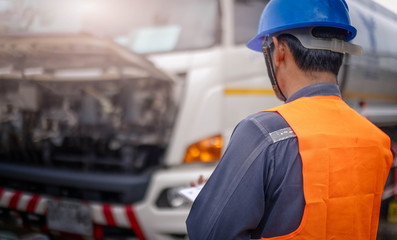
[284,71,337,99]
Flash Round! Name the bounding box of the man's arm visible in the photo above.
[186,116,274,240]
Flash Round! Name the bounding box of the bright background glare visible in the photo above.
[373,0,397,14]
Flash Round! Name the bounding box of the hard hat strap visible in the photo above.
[295,32,363,56]
[262,41,287,102]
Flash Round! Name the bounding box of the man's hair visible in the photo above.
[277,27,348,75]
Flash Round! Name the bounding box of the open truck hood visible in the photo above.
[0,34,178,173]
[0,34,173,81]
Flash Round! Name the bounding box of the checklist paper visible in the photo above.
[178,184,205,202]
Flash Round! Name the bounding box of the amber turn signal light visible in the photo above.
[184,135,223,163]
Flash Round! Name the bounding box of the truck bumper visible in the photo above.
[0,163,216,240]
[133,163,216,240]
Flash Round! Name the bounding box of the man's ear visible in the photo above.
[272,36,285,67]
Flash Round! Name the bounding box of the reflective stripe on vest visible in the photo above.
[254,95,393,240]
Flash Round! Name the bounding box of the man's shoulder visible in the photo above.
[245,111,290,133]
[232,111,296,144]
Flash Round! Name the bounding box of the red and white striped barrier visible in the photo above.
[0,188,145,240]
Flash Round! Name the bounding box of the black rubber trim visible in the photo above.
[0,162,151,203]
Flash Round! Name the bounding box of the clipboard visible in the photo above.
[178,184,205,202]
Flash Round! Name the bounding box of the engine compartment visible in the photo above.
[0,35,179,173]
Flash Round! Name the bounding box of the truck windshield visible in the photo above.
[0,0,219,54]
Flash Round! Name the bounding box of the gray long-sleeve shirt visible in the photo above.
[186,83,342,240]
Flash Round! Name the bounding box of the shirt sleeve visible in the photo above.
[186,116,275,240]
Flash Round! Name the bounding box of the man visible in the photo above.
[186,0,393,239]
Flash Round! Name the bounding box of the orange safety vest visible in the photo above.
[254,95,393,240]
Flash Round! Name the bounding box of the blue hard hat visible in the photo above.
[247,0,357,52]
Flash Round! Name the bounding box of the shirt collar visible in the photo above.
[286,82,342,103]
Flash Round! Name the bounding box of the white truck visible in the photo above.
[0,0,396,239]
